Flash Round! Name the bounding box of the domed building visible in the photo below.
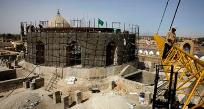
[47,10,70,28]
[24,11,138,68]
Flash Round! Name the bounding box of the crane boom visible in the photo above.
[154,34,204,109]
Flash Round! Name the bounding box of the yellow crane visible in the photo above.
[154,34,204,109]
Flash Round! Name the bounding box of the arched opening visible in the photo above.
[66,41,81,66]
[183,43,191,53]
[106,41,117,66]
[36,41,45,65]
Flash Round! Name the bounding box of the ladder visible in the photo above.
[45,71,60,91]
[154,34,204,109]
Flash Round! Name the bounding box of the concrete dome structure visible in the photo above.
[144,50,148,55]
[149,51,154,55]
[48,10,70,28]
[139,49,143,54]
[200,56,204,61]
[156,51,160,55]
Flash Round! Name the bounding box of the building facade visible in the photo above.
[25,11,137,68]
[26,32,136,67]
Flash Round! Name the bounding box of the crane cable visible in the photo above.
[169,0,181,30]
[157,0,182,33]
[157,0,170,34]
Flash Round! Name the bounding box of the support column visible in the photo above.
[61,95,69,109]
[53,91,61,104]
[75,90,82,104]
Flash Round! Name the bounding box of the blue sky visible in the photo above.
[0,0,204,37]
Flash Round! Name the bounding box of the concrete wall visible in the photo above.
[0,69,16,81]
[0,76,37,93]
[126,71,155,85]
[115,78,153,104]
[118,78,153,93]
[26,32,136,67]
[19,61,138,84]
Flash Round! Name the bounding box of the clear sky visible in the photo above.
[0,0,204,37]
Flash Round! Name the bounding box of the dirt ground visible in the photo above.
[0,76,153,109]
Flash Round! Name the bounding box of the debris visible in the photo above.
[66,77,77,85]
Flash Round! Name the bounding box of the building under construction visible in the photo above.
[23,11,139,68]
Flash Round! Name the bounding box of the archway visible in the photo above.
[66,41,81,66]
[106,41,117,66]
[36,41,45,65]
[183,43,191,53]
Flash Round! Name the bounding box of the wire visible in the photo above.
[157,0,170,34]
[169,0,182,30]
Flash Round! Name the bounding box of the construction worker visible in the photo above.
[162,27,176,59]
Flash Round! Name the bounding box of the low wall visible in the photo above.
[118,78,153,93]
[19,60,137,83]
[115,78,154,104]
[125,71,155,85]
[0,69,16,81]
[0,76,38,93]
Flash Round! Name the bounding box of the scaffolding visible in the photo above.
[22,19,139,68]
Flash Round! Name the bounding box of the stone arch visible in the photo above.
[180,40,194,54]
[106,41,117,66]
[36,41,45,65]
[183,43,191,53]
[66,41,81,66]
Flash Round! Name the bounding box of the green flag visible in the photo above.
[98,18,104,27]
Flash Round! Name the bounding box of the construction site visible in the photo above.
[1,0,204,109]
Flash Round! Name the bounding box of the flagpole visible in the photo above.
[94,18,95,28]
[106,21,107,28]
[77,18,78,28]
[124,23,125,31]
[98,19,99,28]
[89,20,90,28]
